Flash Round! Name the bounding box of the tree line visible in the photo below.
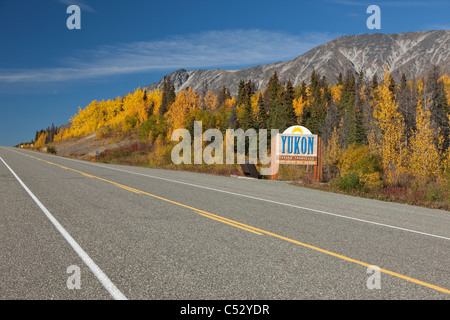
[33,65,450,189]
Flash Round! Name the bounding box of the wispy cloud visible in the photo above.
[0,29,337,83]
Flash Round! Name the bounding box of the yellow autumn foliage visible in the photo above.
[439,74,450,105]
[166,87,201,139]
[324,124,341,168]
[55,88,163,140]
[293,95,308,124]
[251,94,259,115]
[203,91,218,111]
[409,83,442,183]
[34,131,47,149]
[373,66,407,183]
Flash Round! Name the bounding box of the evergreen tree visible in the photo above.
[216,85,231,109]
[424,65,449,151]
[278,80,297,130]
[371,74,378,90]
[388,73,396,96]
[349,71,367,145]
[228,106,237,129]
[397,73,417,147]
[267,72,284,130]
[337,72,343,86]
[267,71,282,103]
[338,70,364,146]
[236,80,254,107]
[256,93,268,130]
[303,70,329,135]
[310,70,319,92]
[160,76,176,116]
[298,81,308,98]
[234,80,255,130]
[370,73,379,101]
[239,98,255,131]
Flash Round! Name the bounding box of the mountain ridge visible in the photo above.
[142,30,450,95]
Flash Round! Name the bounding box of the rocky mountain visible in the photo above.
[142,30,450,95]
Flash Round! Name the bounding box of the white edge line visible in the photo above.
[10,148,450,242]
[0,156,127,300]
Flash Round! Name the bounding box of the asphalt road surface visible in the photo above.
[1,146,450,300]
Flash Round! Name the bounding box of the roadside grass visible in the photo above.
[95,144,449,211]
[289,170,449,211]
[29,134,449,211]
[95,142,150,166]
[94,140,244,177]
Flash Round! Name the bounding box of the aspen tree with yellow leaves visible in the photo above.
[440,74,450,105]
[34,131,47,149]
[203,91,218,111]
[166,87,201,139]
[121,89,148,132]
[409,83,443,183]
[324,123,342,179]
[372,67,407,184]
[330,83,343,105]
[145,89,162,116]
[293,95,308,124]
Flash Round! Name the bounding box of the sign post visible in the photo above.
[270,135,279,180]
[313,137,323,183]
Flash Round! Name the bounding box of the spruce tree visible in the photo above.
[303,70,329,135]
[278,80,297,131]
[267,71,281,103]
[236,80,246,107]
[267,71,284,130]
[348,71,367,145]
[228,106,237,129]
[256,93,268,130]
[371,74,379,94]
[216,86,231,109]
[397,73,417,146]
[160,76,176,116]
[337,72,343,86]
[424,65,449,151]
[237,80,256,130]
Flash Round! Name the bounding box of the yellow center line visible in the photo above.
[194,210,263,235]
[5,147,450,295]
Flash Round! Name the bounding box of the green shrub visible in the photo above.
[334,172,363,192]
[427,185,444,202]
[355,152,383,176]
[47,146,57,154]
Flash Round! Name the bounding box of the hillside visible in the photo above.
[28,28,450,209]
[142,30,450,95]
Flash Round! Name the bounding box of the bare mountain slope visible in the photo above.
[142,30,450,95]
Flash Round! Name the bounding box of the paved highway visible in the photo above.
[1,146,450,300]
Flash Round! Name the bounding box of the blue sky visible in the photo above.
[0,0,449,146]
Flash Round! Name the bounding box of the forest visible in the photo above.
[31,66,450,208]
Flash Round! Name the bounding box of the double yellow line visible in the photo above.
[5,147,450,296]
